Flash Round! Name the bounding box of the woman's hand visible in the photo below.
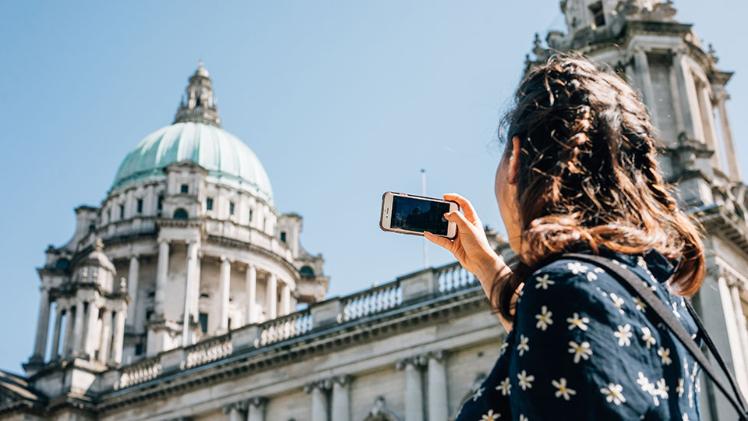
[424,193,510,290]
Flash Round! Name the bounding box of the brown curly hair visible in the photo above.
[494,53,705,321]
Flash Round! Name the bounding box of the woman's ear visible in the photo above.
[507,135,521,184]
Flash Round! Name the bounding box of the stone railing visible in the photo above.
[117,357,162,389]
[183,335,234,369]
[256,310,314,347]
[109,261,478,391]
[436,262,476,293]
[340,282,402,322]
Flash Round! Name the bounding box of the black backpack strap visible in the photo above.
[564,253,748,419]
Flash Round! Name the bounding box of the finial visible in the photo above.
[708,43,719,63]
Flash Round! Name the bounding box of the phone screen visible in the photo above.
[390,195,450,235]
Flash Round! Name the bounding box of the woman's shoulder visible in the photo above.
[518,253,651,318]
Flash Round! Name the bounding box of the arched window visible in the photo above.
[173,208,189,220]
[299,266,315,278]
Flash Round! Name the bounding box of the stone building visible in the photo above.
[1,1,747,420]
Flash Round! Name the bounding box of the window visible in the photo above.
[136,198,143,214]
[119,204,125,220]
[206,197,214,211]
[280,231,287,243]
[589,1,605,28]
[248,208,254,224]
[229,201,235,215]
[180,184,189,194]
[157,195,164,212]
[173,208,189,220]
[199,313,208,333]
[135,343,143,356]
[300,265,315,278]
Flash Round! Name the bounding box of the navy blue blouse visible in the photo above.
[455,250,701,421]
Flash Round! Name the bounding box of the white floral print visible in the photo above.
[517,335,530,356]
[535,306,553,331]
[471,386,484,402]
[496,377,511,396]
[566,312,589,331]
[633,297,646,312]
[535,274,554,289]
[481,409,500,420]
[610,293,625,314]
[601,383,626,405]
[517,370,535,390]
[552,378,577,400]
[658,347,672,365]
[567,262,588,274]
[636,372,669,406]
[641,326,656,348]
[568,340,592,363]
[614,324,633,346]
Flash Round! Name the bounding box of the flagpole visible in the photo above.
[421,168,429,268]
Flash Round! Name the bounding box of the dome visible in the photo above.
[111,122,273,204]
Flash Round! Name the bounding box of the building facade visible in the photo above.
[1,1,747,420]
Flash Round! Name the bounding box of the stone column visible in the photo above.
[50,304,64,360]
[247,397,268,421]
[673,49,701,141]
[246,264,257,324]
[634,47,656,113]
[427,351,448,421]
[715,90,741,180]
[62,304,75,357]
[126,255,139,325]
[182,241,199,345]
[331,375,351,421]
[155,240,170,316]
[729,279,748,397]
[717,275,748,394]
[32,288,51,360]
[397,356,425,421]
[223,401,246,421]
[219,257,231,332]
[99,308,112,364]
[305,380,329,421]
[110,310,126,365]
[280,281,291,316]
[84,301,100,358]
[266,273,277,320]
[72,300,86,356]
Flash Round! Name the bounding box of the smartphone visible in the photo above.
[379,192,459,239]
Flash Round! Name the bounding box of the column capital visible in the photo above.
[129,253,139,261]
[247,396,268,408]
[427,349,446,362]
[222,400,247,413]
[395,354,428,370]
[304,378,332,393]
[158,238,170,245]
[333,374,352,387]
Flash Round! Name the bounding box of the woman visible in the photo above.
[424,54,706,420]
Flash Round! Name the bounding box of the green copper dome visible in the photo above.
[111,63,274,204]
[112,122,273,204]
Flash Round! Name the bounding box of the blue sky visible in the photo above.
[0,1,746,373]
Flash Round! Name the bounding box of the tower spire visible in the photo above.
[174,61,222,127]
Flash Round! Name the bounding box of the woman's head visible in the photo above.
[494,53,705,320]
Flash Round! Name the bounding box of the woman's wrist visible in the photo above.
[475,252,510,287]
